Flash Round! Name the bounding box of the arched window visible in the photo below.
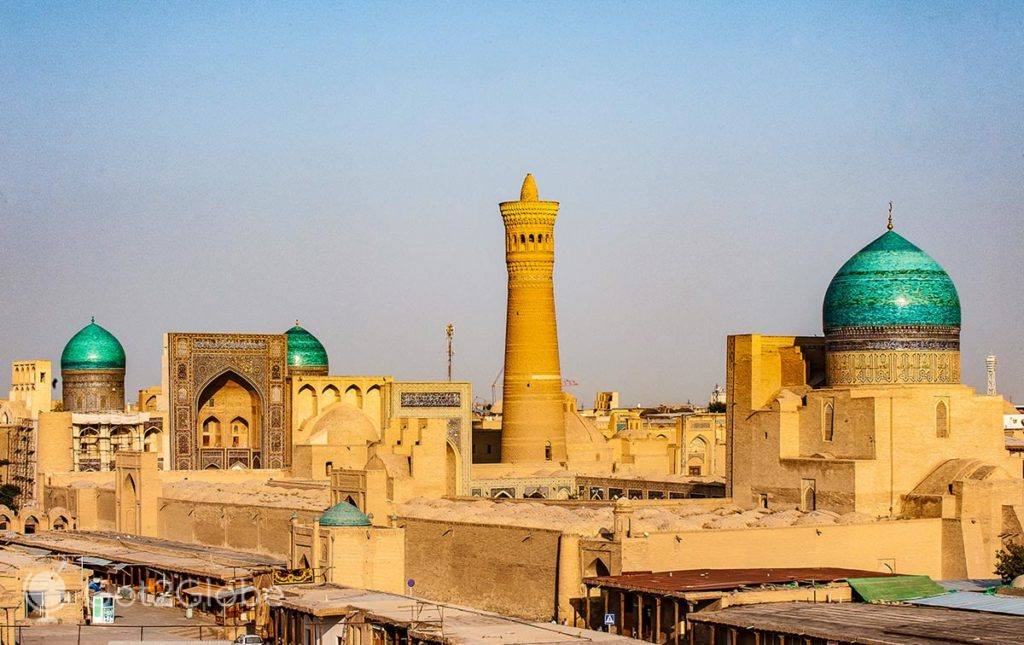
[202,417,221,448]
[144,428,160,453]
[544,441,552,461]
[321,385,340,407]
[520,234,526,245]
[110,427,133,453]
[344,385,363,408]
[936,401,949,438]
[586,557,611,577]
[823,403,835,442]
[79,428,100,458]
[529,233,535,244]
[230,417,249,448]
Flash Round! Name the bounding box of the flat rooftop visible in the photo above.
[688,601,1024,644]
[0,530,285,581]
[277,584,645,644]
[398,498,885,537]
[584,568,892,597]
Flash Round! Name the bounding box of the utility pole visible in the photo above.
[445,324,455,382]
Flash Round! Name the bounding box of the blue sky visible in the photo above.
[1,2,1022,405]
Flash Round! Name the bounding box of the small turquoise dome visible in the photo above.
[823,230,960,331]
[61,319,126,371]
[285,323,328,369]
[318,501,371,527]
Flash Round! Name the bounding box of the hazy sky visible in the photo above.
[1,2,1022,407]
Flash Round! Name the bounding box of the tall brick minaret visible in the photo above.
[499,174,566,463]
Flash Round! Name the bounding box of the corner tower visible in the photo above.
[499,174,566,463]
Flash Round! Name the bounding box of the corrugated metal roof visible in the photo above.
[689,601,1024,643]
[584,568,891,595]
[938,578,1001,592]
[909,591,1024,616]
[847,575,946,602]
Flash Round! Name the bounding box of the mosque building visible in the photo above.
[728,217,1014,517]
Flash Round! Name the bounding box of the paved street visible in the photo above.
[16,603,230,644]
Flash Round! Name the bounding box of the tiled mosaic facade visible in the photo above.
[167,333,288,470]
[826,349,961,385]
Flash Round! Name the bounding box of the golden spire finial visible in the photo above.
[520,173,538,201]
[295,319,300,327]
[887,201,894,231]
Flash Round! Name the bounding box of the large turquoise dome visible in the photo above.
[823,230,960,332]
[318,501,371,527]
[61,319,126,371]
[285,324,328,369]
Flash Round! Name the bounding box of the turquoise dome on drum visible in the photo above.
[318,501,371,527]
[285,324,328,370]
[61,319,126,371]
[823,230,960,332]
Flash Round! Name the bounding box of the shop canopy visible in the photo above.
[847,575,946,603]
[181,583,256,603]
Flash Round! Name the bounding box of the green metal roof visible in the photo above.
[284,324,328,369]
[318,501,370,527]
[61,319,126,371]
[847,575,947,603]
[823,230,960,331]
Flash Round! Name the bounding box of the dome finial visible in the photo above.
[295,318,300,327]
[520,173,538,201]
[91,315,95,323]
[887,201,894,231]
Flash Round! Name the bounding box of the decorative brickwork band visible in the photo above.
[400,392,461,408]
[826,349,960,385]
[824,324,960,353]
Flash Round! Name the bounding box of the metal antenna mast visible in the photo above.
[445,323,455,381]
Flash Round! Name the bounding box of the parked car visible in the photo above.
[232,636,265,645]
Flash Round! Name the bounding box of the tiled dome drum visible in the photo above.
[823,230,961,386]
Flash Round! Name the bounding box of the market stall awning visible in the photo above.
[79,556,113,568]
[181,583,256,603]
[847,575,946,603]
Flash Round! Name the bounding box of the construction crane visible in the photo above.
[490,367,503,406]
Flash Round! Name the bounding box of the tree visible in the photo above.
[995,542,1024,584]
[708,401,726,413]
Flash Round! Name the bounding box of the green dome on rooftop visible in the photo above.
[823,230,960,332]
[61,319,126,371]
[318,501,371,527]
[285,323,328,369]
